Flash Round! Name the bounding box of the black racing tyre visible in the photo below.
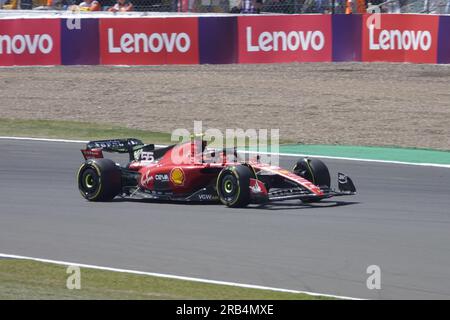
[216,165,252,208]
[293,158,331,188]
[293,158,330,203]
[77,158,122,201]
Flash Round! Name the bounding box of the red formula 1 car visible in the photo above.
[77,138,356,208]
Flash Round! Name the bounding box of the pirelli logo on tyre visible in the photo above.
[99,18,199,65]
[237,15,332,63]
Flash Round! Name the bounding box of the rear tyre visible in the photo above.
[77,159,122,201]
[293,158,330,203]
[216,165,252,208]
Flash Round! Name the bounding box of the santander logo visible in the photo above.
[0,34,53,55]
[369,25,432,51]
[107,28,191,54]
[246,26,325,52]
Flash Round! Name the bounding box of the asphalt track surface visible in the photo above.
[1,139,450,299]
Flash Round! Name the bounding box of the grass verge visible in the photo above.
[0,118,174,145]
[0,259,330,300]
[0,118,288,147]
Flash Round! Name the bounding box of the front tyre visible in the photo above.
[77,159,122,201]
[293,158,330,203]
[216,165,252,208]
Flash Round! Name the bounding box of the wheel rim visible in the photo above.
[224,180,234,193]
[85,173,95,189]
[79,167,100,198]
[219,174,239,203]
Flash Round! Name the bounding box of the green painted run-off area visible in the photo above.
[275,145,450,165]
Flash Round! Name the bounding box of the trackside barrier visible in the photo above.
[332,14,362,62]
[438,15,450,64]
[199,16,237,64]
[237,15,333,63]
[361,14,440,64]
[61,18,99,65]
[0,14,449,66]
[0,19,61,66]
[99,17,199,65]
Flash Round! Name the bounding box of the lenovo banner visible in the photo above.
[237,15,332,63]
[99,18,199,65]
[0,19,61,66]
[361,14,440,64]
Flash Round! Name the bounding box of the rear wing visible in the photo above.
[81,138,154,161]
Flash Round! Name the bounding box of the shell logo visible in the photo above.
[170,167,185,186]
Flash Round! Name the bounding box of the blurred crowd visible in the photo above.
[0,0,137,10]
[1,0,449,14]
[257,0,450,14]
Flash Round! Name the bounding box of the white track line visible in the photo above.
[0,136,166,148]
[0,136,89,143]
[240,150,450,169]
[0,253,362,300]
[1,136,450,168]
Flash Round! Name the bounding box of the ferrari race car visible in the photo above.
[77,138,356,208]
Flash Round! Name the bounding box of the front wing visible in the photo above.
[266,172,356,202]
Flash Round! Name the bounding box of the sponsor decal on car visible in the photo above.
[197,193,218,201]
[141,169,154,187]
[170,167,185,186]
[139,151,155,163]
[155,173,169,182]
[249,179,267,195]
